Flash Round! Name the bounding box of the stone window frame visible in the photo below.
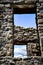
[13,4,37,57]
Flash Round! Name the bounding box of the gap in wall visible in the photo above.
[14,45,27,58]
[14,14,36,58]
[14,14,36,28]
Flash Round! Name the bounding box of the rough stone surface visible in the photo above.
[0,0,43,65]
[14,26,38,42]
[0,4,13,57]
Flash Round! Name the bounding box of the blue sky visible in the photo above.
[14,14,36,28]
[14,14,36,58]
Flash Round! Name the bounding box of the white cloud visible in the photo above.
[14,45,27,58]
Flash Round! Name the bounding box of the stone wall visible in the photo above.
[0,4,13,57]
[37,1,43,56]
[0,57,43,65]
[14,26,37,42]
[0,0,43,65]
[0,0,37,3]
[14,26,40,56]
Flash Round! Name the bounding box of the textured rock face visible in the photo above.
[0,0,37,3]
[37,2,43,57]
[0,57,43,65]
[0,4,13,57]
[14,26,40,56]
[0,0,43,65]
[14,26,38,41]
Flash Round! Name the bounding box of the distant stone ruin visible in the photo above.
[0,0,43,65]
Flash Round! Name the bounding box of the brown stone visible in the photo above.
[0,0,43,65]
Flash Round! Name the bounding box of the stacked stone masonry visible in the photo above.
[0,4,13,57]
[0,0,43,65]
[14,26,40,56]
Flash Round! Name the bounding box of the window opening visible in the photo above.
[14,45,27,58]
[14,13,36,57]
[14,14,36,28]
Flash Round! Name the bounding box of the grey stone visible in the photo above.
[0,0,43,65]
